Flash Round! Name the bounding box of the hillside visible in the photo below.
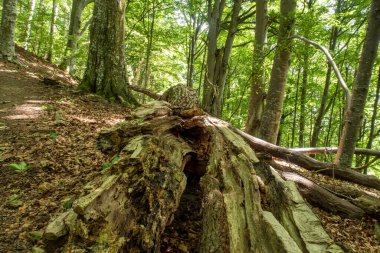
[0,48,379,252]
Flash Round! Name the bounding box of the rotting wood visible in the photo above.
[43,101,343,252]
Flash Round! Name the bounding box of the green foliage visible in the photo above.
[42,104,56,111]
[9,162,29,173]
[101,155,120,170]
[63,196,76,210]
[49,131,58,140]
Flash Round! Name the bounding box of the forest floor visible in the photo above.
[0,47,379,252]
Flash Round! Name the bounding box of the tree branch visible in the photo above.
[292,35,351,111]
[290,147,380,157]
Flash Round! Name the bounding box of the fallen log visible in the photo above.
[233,128,380,191]
[270,162,366,219]
[43,101,343,252]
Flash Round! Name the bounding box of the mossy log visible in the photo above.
[43,101,342,252]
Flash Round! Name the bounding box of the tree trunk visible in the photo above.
[364,66,380,173]
[60,0,92,75]
[245,0,268,136]
[46,0,57,62]
[335,0,380,169]
[43,101,343,252]
[310,21,339,147]
[202,0,225,114]
[0,0,18,61]
[203,0,241,117]
[80,0,136,104]
[259,0,296,144]
[299,44,308,147]
[24,0,37,50]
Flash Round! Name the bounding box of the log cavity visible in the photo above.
[159,126,209,251]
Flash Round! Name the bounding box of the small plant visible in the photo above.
[101,155,120,170]
[9,162,29,173]
[49,131,58,140]
[42,104,56,111]
[63,196,76,210]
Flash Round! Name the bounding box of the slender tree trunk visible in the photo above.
[259,0,297,144]
[299,44,308,147]
[24,0,37,50]
[203,0,241,117]
[364,66,380,174]
[0,0,18,61]
[47,0,57,62]
[310,0,341,147]
[335,0,380,169]
[245,0,268,136]
[291,67,301,147]
[60,0,92,75]
[186,16,202,87]
[142,0,156,102]
[80,0,136,104]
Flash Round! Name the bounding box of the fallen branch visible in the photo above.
[271,162,365,219]
[232,127,380,191]
[127,84,161,99]
[290,147,380,157]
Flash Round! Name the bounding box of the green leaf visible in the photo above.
[49,131,58,140]
[63,196,76,210]
[9,162,29,173]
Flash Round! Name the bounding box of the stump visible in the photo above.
[43,101,342,252]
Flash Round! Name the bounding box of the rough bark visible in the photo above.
[80,0,136,104]
[259,0,296,144]
[60,0,93,75]
[245,0,268,136]
[335,0,380,169]
[43,101,342,253]
[0,0,18,61]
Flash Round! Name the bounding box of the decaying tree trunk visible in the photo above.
[43,101,345,252]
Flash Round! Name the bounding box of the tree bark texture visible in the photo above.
[245,0,268,136]
[80,0,136,104]
[0,0,18,61]
[335,0,380,169]
[259,0,296,144]
[43,101,342,253]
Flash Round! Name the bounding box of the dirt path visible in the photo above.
[0,48,126,252]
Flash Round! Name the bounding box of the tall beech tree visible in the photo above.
[259,0,297,144]
[335,0,380,169]
[245,0,268,136]
[80,0,136,104]
[0,0,18,61]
